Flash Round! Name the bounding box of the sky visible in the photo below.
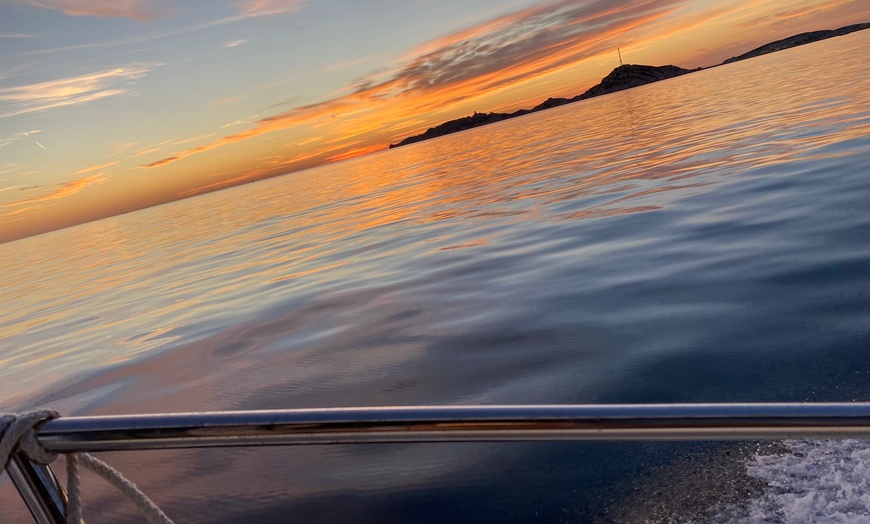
[1,0,868,243]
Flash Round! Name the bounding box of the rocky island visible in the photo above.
[388,22,869,149]
[723,22,870,64]
[389,64,692,148]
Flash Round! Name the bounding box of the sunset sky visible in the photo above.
[1,0,868,243]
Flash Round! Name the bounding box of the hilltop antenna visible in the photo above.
[617,48,624,66]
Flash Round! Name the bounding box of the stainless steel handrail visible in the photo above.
[33,403,870,452]
[10,403,870,524]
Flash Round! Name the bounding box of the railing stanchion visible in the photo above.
[7,453,69,524]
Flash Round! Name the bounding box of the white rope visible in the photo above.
[1,411,174,524]
[1,410,59,467]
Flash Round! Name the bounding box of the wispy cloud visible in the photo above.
[235,0,303,16]
[0,163,19,172]
[224,39,249,48]
[316,54,379,74]
[108,141,139,156]
[220,114,260,128]
[737,0,867,29]
[11,1,312,60]
[130,132,220,158]
[75,161,119,175]
[24,0,159,21]
[213,95,244,106]
[0,64,157,118]
[170,132,218,145]
[133,147,162,157]
[0,130,42,148]
[0,32,40,38]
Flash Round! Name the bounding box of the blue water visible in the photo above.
[2,32,870,522]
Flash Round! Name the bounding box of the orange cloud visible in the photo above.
[24,0,158,20]
[75,161,119,175]
[1,205,40,218]
[613,3,734,58]
[1,174,108,210]
[377,0,681,95]
[297,136,324,146]
[144,0,688,171]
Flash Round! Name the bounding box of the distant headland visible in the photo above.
[722,22,870,64]
[389,64,695,149]
[389,22,870,149]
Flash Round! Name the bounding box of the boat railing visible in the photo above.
[8,403,870,523]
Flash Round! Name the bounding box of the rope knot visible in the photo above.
[2,409,174,523]
[0,409,59,468]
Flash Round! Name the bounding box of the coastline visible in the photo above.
[388,22,870,149]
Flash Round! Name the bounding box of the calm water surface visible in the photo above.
[2,32,870,523]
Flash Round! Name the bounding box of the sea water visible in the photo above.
[1,31,869,523]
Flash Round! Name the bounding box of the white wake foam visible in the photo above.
[714,439,870,523]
